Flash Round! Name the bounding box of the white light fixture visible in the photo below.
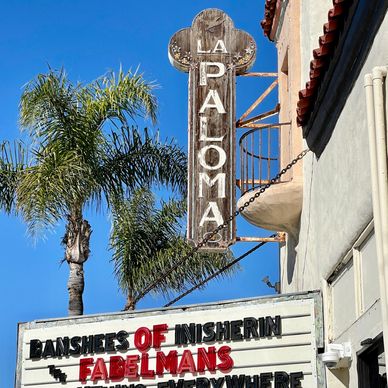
[322,342,352,369]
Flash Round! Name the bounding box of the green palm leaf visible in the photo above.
[110,188,236,308]
[0,141,27,213]
[101,126,187,199]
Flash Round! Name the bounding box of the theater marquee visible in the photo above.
[16,292,324,388]
[168,9,256,251]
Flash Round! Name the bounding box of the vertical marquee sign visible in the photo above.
[169,9,256,251]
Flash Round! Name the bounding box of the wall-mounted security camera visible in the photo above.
[322,348,340,368]
[322,342,352,369]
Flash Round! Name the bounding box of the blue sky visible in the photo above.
[0,1,277,386]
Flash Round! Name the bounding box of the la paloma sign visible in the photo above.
[16,293,324,387]
[168,9,256,251]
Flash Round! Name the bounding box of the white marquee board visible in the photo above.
[16,293,324,388]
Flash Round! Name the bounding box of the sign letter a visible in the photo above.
[199,202,224,226]
[213,40,228,53]
[199,90,226,114]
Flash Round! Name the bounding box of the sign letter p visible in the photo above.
[200,62,226,86]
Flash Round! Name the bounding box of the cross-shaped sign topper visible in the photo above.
[169,9,256,251]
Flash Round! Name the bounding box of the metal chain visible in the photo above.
[164,235,277,307]
[133,149,310,305]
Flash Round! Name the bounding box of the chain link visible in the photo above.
[133,149,310,305]
[164,235,277,307]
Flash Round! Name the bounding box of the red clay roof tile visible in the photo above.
[299,88,315,99]
[260,0,353,127]
[329,4,346,18]
[319,32,337,45]
[296,0,353,127]
[297,98,312,109]
[260,0,278,39]
[310,59,328,70]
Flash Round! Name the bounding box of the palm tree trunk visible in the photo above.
[124,290,135,310]
[68,262,85,315]
[63,209,92,316]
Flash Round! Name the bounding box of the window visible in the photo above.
[359,232,379,312]
[327,223,379,338]
[330,259,356,337]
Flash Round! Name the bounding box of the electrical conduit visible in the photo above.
[364,66,388,353]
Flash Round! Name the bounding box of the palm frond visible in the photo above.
[20,68,104,162]
[110,189,237,303]
[84,68,158,127]
[148,239,235,299]
[17,147,99,235]
[20,68,79,143]
[17,67,164,234]
[0,141,27,213]
[101,126,187,199]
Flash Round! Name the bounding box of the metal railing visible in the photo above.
[235,72,290,195]
[238,123,282,194]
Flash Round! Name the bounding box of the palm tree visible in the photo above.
[14,68,186,316]
[110,188,236,310]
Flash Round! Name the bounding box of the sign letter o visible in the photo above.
[198,145,227,170]
[134,327,152,352]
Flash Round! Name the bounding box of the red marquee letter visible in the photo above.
[79,358,94,382]
[134,327,152,352]
[217,346,233,372]
[125,355,140,378]
[91,358,108,381]
[140,353,155,377]
[156,350,178,375]
[177,350,196,374]
[153,324,168,348]
[109,356,125,381]
[197,346,216,372]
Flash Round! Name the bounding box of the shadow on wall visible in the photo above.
[327,367,350,387]
[287,233,298,285]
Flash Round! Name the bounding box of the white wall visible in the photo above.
[281,4,388,387]
[284,6,388,292]
[251,2,388,384]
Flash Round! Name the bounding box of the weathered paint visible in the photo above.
[168,9,256,251]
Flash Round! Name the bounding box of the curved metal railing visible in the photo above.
[238,124,282,195]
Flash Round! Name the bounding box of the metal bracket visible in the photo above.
[236,232,286,243]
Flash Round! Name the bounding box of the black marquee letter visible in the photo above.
[29,339,42,359]
[274,372,289,388]
[260,373,273,388]
[290,372,304,388]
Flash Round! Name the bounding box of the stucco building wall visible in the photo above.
[255,1,388,386]
[282,4,388,387]
[284,7,388,292]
